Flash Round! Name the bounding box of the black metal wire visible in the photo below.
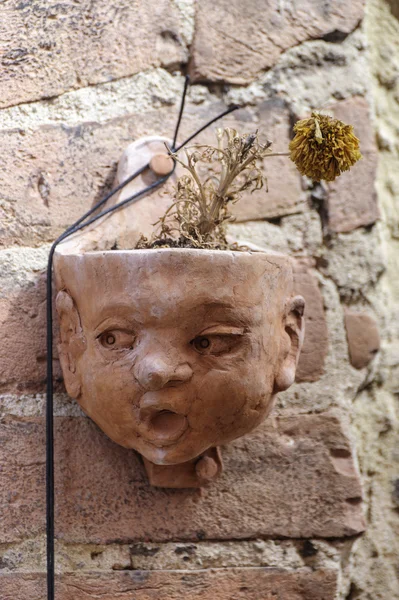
[174,104,239,152]
[172,75,190,151]
[46,87,239,599]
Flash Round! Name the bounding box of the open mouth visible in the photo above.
[142,409,189,447]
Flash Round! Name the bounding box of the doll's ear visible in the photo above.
[273,295,305,393]
[56,290,86,399]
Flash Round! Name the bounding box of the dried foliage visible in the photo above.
[137,114,362,250]
[289,112,362,182]
[137,128,272,249]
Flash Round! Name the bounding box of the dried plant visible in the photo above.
[137,114,362,250]
[137,128,272,249]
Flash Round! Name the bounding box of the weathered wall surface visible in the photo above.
[0,1,398,598]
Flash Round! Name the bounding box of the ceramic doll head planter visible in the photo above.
[55,248,304,485]
[54,121,361,487]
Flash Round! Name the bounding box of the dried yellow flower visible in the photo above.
[289,112,362,182]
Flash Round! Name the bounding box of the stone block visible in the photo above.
[0,568,338,599]
[344,310,380,369]
[0,0,188,108]
[0,413,364,544]
[326,97,379,233]
[190,0,364,84]
[294,261,328,382]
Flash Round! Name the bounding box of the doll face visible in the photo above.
[56,250,304,465]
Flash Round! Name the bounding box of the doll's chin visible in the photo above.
[139,440,210,466]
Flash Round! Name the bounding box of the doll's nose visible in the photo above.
[136,357,193,391]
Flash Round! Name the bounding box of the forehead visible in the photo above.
[55,250,293,328]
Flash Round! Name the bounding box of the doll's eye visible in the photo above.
[104,333,116,346]
[98,330,135,350]
[191,334,241,356]
[192,336,211,352]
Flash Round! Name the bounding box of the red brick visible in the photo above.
[0,568,338,600]
[0,414,364,544]
[1,574,45,600]
[0,0,187,108]
[327,97,379,233]
[294,261,328,382]
[190,0,364,84]
[0,419,46,543]
[0,270,62,393]
[344,310,380,369]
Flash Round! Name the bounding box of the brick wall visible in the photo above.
[1,1,398,598]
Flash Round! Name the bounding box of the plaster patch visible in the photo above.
[172,0,196,46]
[0,70,183,132]
[319,228,384,299]
[225,29,369,115]
[0,537,345,573]
[0,245,50,295]
[227,220,290,254]
[0,393,85,418]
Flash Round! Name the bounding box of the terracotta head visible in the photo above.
[55,249,304,466]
